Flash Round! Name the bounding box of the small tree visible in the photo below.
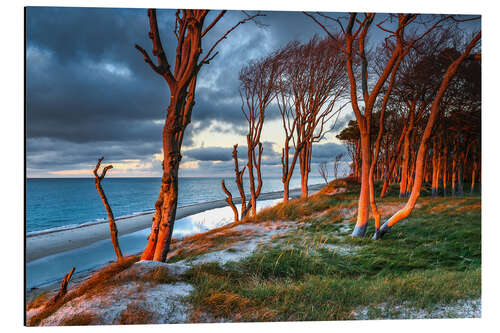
[222,52,281,219]
[221,144,247,222]
[318,162,329,184]
[276,37,347,200]
[333,152,344,179]
[240,55,280,217]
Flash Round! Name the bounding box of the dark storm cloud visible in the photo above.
[27,138,162,173]
[311,142,347,163]
[24,6,360,176]
[182,141,279,162]
[183,146,234,162]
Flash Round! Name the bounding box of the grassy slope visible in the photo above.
[184,180,481,322]
[27,179,481,324]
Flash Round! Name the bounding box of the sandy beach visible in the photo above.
[26,184,323,263]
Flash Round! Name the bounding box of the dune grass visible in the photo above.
[28,178,481,324]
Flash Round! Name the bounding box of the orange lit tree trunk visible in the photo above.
[221,145,247,222]
[369,49,405,231]
[442,144,448,196]
[380,120,408,198]
[93,157,123,262]
[451,156,457,197]
[399,105,415,197]
[342,14,405,237]
[374,31,481,239]
[137,9,260,261]
[470,160,477,194]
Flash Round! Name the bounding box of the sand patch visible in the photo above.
[352,298,481,320]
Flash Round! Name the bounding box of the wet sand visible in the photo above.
[26,184,323,263]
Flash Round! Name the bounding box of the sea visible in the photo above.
[26,176,324,235]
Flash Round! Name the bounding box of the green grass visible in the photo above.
[183,182,481,322]
[30,178,481,324]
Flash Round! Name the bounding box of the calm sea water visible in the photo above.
[26,176,323,234]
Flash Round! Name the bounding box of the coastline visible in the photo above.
[26,184,323,263]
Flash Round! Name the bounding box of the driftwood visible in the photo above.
[93,157,123,261]
[45,267,75,307]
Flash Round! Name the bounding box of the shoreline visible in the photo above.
[26,184,323,263]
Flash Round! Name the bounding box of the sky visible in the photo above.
[25,7,479,178]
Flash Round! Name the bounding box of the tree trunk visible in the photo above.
[399,109,415,197]
[457,163,464,197]
[283,180,290,202]
[151,118,182,262]
[93,158,123,262]
[221,180,239,222]
[352,132,371,236]
[451,158,457,197]
[442,146,448,197]
[470,161,476,194]
[299,144,311,198]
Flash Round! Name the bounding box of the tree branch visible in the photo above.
[199,12,265,67]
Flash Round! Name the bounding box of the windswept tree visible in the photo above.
[336,120,361,179]
[333,152,345,180]
[318,162,329,184]
[136,9,262,262]
[221,52,281,218]
[240,55,280,216]
[306,12,452,236]
[375,31,481,239]
[276,37,347,200]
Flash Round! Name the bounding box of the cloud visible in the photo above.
[27,8,326,176]
[26,8,476,177]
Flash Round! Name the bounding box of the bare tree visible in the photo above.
[333,152,344,179]
[276,37,347,200]
[93,157,122,261]
[318,162,329,184]
[221,144,247,222]
[136,9,262,262]
[240,54,280,217]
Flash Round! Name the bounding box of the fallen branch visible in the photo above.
[45,267,75,307]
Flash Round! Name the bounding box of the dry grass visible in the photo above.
[26,291,52,311]
[319,176,359,195]
[119,302,154,325]
[27,255,140,326]
[58,312,99,326]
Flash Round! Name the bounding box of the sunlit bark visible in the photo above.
[93,157,123,261]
